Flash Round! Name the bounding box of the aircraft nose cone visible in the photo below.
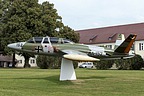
[7,43,20,50]
[7,42,25,50]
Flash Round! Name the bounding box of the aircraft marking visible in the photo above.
[35,46,42,53]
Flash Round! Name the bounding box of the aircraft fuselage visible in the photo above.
[8,41,133,60]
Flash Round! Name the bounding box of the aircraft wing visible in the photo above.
[62,50,100,62]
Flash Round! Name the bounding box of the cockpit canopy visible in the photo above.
[27,37,74,44]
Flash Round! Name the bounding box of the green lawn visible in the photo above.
[0,68,144,96]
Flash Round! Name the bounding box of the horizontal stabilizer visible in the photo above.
[63,54,100,62]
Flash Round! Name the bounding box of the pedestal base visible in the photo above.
[60,58,76,81]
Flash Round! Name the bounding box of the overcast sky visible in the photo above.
[39,0,144,30]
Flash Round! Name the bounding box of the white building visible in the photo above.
[77,23,144,59]
[15,54,37,67]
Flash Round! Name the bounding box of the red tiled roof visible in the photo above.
[0,55,15,62]
[76,23,144,44]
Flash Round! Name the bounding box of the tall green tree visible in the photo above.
[0,0,79,67]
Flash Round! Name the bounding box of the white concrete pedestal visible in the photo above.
[60,58,76,81]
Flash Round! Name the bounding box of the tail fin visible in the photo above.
[114,34,137,53]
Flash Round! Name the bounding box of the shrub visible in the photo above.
[36,55,78,69]
[36,55,61,69]
[94,60,114,70]
[130,55,144,70]
[73,61,78,69]
[115,54,144,70]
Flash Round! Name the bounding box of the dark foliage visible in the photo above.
[115,54,144,70]
[36,55,61,69]
[36,55,78,69]
[94,60,114,70]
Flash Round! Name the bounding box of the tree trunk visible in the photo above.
[24,56,31,68]
[12,52,16,68]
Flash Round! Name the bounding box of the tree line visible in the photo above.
[36,54,144,70]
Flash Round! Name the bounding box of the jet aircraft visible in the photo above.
[7,34,137,81]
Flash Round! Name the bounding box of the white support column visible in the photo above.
[60,58,76,81]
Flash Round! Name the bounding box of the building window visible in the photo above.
[89,35,98,43]
[106,45,112,49]
[33,60,35,64]
[19,60,22,64]
[139,43,144,51]
[30,59,35,64]
[108,37,112,40]
[108,33,117,41]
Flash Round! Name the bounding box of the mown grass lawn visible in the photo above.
[0,68,144,96]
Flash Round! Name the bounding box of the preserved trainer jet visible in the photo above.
[7,34,137,81]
